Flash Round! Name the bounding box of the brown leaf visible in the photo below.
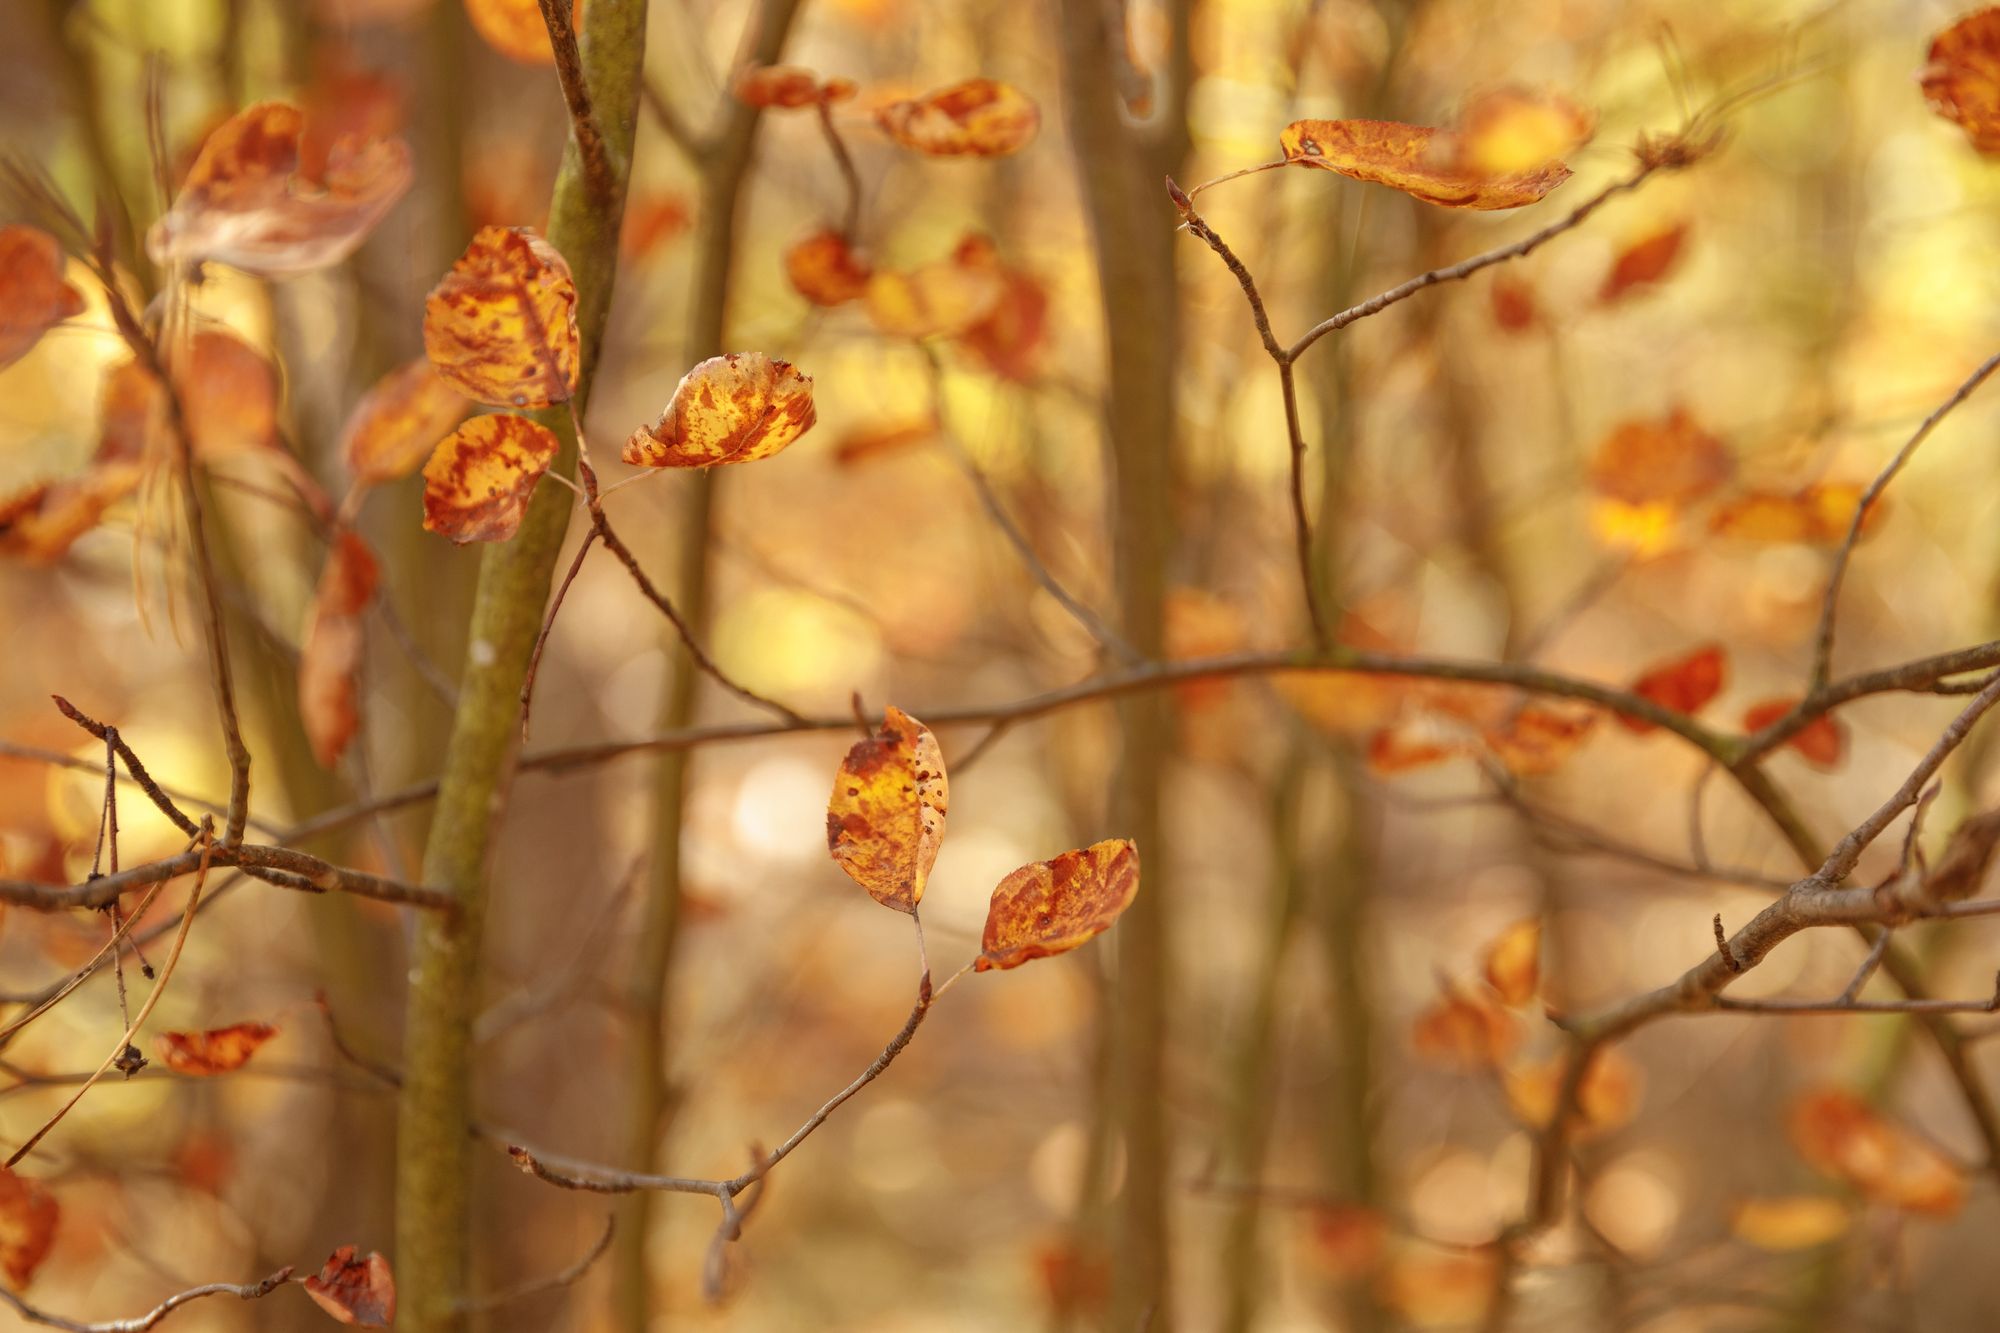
[1598,222,1689,302]
[156,1021,280,1075]
[339,359,472,487]
[1411,980,1518,1069]
[977,839,1140,971]
[0,1168,56,1290]
[876,78,1041,157]
[422,413,560,543]
[0,226,85,371]
[299,533,380,768]
[1481,918,1540,1007]
[826,706,948,912]
[146,102,411,276]
[732,64,857,109]
[1741,698,1846,771]
[958,263,1050,382]
[1619,643,1727,735]
[1789,1088,1965,1216]
[623,352,816,468]
[423,227,580,408]
[785,229,873,307]
[303,1246,396,1326]
[1489,275,1539,333]
[1587,409,1733,507]
[1924,7,2000,153]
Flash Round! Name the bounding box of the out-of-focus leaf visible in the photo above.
[1164,588,1247,711]
[301,57,405,178]
[831,418,937,467]
[876,78,1040,156]
[733,64,857,108]
[423,227,580,408]
[865,234,1009,338]
[1619,644,1727,735]
[1306,1205,1388,1280]
[1504,1046,1642,1137]
[465,0,573,64]
[422,413,560,543]
[1599,221,1689,302]
[1731,1195,1851,1251]
[156,1021,280,1075]
[299,533,380,768]
[303,1246,396,1326]
[1789,1088,1965,1217]
[1482,918,1540,1007]
[1924,8,2000,152]
[620,194,692,261]
[977,839,1139,971]
[0,462,144,564]
[1588,409,1733,507]
[0,1168,56,1290]
[1489,274,1538,333]
[1376,1247,1498,1326]
[623,352,816,468]
[146,102,412,276]
[339,359,472,487]
[826,705,948,913]
[1588,498,1678,558]
[1741,698,1846,771]
[1710,482,1881,545]
[1481,702,1595,776]
[785,229,873,307]
[958,263,1050,382]
[1411,981,1518,1069]
[1032,1239,1109,1319]
[0,226,85,371]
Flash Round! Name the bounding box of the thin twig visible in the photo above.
[538,0,618,203]
[455,1215,616,1314]
[0,1267,295,1332]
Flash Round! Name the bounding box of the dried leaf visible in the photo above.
[0,462,144,564]
[303,1246,397,1326]
[1504,1046,1642,1137]
[1588,410,1733,507]
[1921,808,2000,902]
[826,706,948,913]
[423,227,580,408]
[977,839,1140,971]
[1482,918,1541,1007]
[865,234,1009,338]
[465,0,574,64]
[339,359,471,487]
[300,57,405,178]
[1411,980,1518,1069]
[147,102,412,276]
[1599,222,1689,302]
[0,1167,56,1290]
[620,193,692,261]
[179,330,281,457]
[1376,1248,1498,1326]
[785,229,873,307]
[299,533,380,768]
[1305,1205,1388,1280]
[1481,703,1595,776]
[733,64,857,109]
[1731,1195,1851,1251]
[1710,482,1880,545]
[958,264,1049,382]
[876,78,1040,157]
[1489,274,1538,333]
[0,226,85,371]
[1366,718,1477,775]
[1789,1088,1966,1216]
[623,352,816,469]
[156,1021,280,1075]
[1741,698,1846,771]
[1619,644,1727,735]
[1924,7,2000,152]
[422,413,560,543]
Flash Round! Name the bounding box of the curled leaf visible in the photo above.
[1620,644,1727,735]
[876,78,1041,157]
[0,1167,56,1290]
[156,1021,280,1075]
[977,839,1140,971]
[339,359,472,487]
[785,229,873,307]
[422,413,560,543]
[423,226,580,408]
[733,64,857,108]
[146,102,412,276]
[1731,1195,1851,1251]
[1587,409,1733,507]
[826,706,947,912]
[303,1246,397,1326]
[0,226,85,371]
[1482,918,1540,1007]
[1924,7,2000,152]
[623,352,816,469]
[1599,222,1689,303]
[1789,1089,1965,1217]
[299,534,380,768]
[1741,698,1846,771]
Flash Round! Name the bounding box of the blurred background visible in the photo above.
[5,0,2000,1328]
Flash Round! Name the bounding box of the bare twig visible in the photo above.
[456,1215,616,1314]
[0,1267,294,1332]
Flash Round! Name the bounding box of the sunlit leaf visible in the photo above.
[146,101,412,276]
[865,234,1009,338]
[339,359,472,487]
[958,264,1050,382]
[0,462,144,564]
[1788,1088,1966,1217]
[0,226,85,371]
[1588,409,1733,507]
[831,418,938,467]
[0,1167,56,1290]
[156,1021,280,1075]
[465,0,574,64]
[423,226,580,408]
[1376,1247,1498,1326]
[179,329,281,457]
[623,352,816,469]
[732,63,857,109]
[1924,7,2000,152]
[826,705,948,913]
[1411,980,1518,1069]
[1710,482,1881,546]
[1588,498,1678,558]
[422,413,560,543]
[876,78,1040,156]
[785,229,873,307]
[1741,698,1846,771]
[1504,1046,1642,1137]
[303,1245,396,1326]
[1599,222,1689,303]
[1731,1195,1851,1251]
[1489,274,1539,333]
[977,839,1139,971]
[299,533,380,768]
[1619,644,1726,735]
[1481,702,1595,776]
[1305,1205,1388,1280]
[1482,918,1540,1007]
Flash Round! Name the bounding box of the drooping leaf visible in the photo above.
[156,1021,280,1075]
[826,706,948,913]
[876,78,1040,157]
[0,226,86,371]
[1482,918,1541,1007]
[422,413,560,543]
[423,227,580,408]
[339,359,472,487]
[0,1168,56,1290]
[785,229,873,307]
[1731,1195,1851,1251]
[1619,644,1727,735]
[146,102,412,276]
[1410,980,1518,1069]
[299,533,380,768]
[977,839,1140,971]
[865,234,1008,338]
[732,63,857,108]
[1788,1088,1965,1217]
[1599,221,1689,302]
[1587,409,1733,507]
[303,1246,397,1326]
[1503,1046,1642,1137]
[622,352,816,469]
[1924,7,2000,152]
[1741,698,1846,771]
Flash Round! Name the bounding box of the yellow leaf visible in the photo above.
[876,78,1040,157]
[423,226,580,409]
[421,413,560,544]
[339,359,472,487]
[1731,1195,1851,1251]
[622,352,816,469]
[977,839,1139,970]
[1482,918,1540,1007]
[826,706,948,912]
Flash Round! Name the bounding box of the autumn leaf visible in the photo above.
[300,57,405,180]
[1481,702,1595,776]
[422,414,560,543]
[299,533,380,768]
[977,839,1140,971]
[1305,1205,1388,1280]
[1280,88,1591,210]
[1599,222,1689,303]
[156,1021,280,1075]
[338,359,472,487]
[466,0,575,64]
[620,193,692,261]
[1032,1239,1110,1318]
[1588,498,1678,558]
[1741,698,1846,771]
[1411,980,1518,1069]
[423,227,580,408]
[826,706,948,912]
[1164,588,1247,711]
[303,1246,397,1327]
[865,234,1009,338]
[733,64,857,109]
[1489,274,1538,333]
[1923,7,2000,152]
[0,462,144,564]
[1619,644,1727,735]
[876,78,1041,157]
[1376,1247,1498,1326]
[1731,1195,1850,1251]
[1482,918,1540,1007]
[831,418,938,467]
[179,329,281,457]
[623,352,816,468]
[0,1169,54,1292]
[0,226,85,371]
[958,263,1050,382]
[1588,410,1733,507]
[1710,482,1881,546]
[1504,1046,1642,1137]
[785,229,873,307]
[146,101,412,276]
[1789,1088,1966,1216]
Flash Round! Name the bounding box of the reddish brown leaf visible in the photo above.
[785,229,873,307]
[732,64,857,109]
[1789,1088,1965,1216]
[299,533,380,768]
[1924,7,2000,152]
[1741,698,1846,771]
[623,352,816,469]
[865,234,1008,338]
[0,226,85,371]
[826,706,947,912]
[424,227,579,408]
[422,413,560,543]
[977,839,1139,971]
[0,1168,55,1290]
[1587,409,1733,507]
[1489,274,1539,333]
[1306,1205,1388,1280]
[1599,222,1689,302]
[876,78,1041,157]
[303,1246,396,1326]
[0,462,144,564]
[958,263,1050,382]
[156,1021,280,1075]
[1619,644,1727,735]
[338,359,472,487]
[1481,703,1595,776]
[1411,980,1518,1069]
[620,193,692,261]
[300,57,405,179]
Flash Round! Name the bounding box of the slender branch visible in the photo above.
[814,99,862,239]
[519,527,600,741]
[0,840,453,912]
[455,1215,616,1314]
[0,1267,295,1332]
[538,0,617,204]
[51,697,198,837]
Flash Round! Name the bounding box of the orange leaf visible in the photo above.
[0,1167,56,1290]
[1789,1088,1966,1217]
[958,265,1050,382]
[1366,718,1477,775]
[826,706,948,912]
[465,0,575,64]
[1280,88,1590,210]
[623,352,816,469]
[1924,7,2000,152]
[1376,1247,1498,1326]
[422,413,560,543]
[1710,482,1882,546]
[156,1021,280,1075]
[1164,588,1247,710]
[423,226,580,408]
[179,329,281,457]
[1481,702,1595,776]
[1489,274,1538,333]
[1588,497,1678,558]
[1587,409,1733,507]
[1620,643,1727,735]
[732,64,858,109]
[1306,1205,1388,1280]
[0,462,144,564]
[1503,1046,1642,1137]
[1411,981,1518,1069]
[300,57,405,179]
[977,839,1140,971]
[1599,222,1689,303]
[865,234,1009,338]
[338,359,472,487]
[146,102,411,276]
[1482,918,1540,1007]
[620,193,692,261]
[831,418,937,467]
[1731,1195,1851,1251]
[0,226,85,371]
[299,533,380,768]
[1741,698,1846,771]
[785,229,873,307]
[876,78,1040,157]
[303,1246,397,1326]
